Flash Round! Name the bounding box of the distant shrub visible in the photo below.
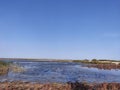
[73,60,82,62]
[91,59,99,64]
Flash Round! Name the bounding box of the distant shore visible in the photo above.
[0,58,120,62]
[1,58,120,70]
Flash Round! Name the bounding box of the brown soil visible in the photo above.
[0,82,120,90]
[87,63,120,70]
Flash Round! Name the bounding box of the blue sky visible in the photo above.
[0,0,120,60]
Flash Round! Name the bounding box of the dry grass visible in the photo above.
[0,82,71,90]
[0,61,9,75]
[0,82,120,90]
[87,63,120,70]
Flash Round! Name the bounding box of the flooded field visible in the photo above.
[0,60,120,83]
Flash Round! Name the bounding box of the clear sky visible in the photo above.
[0,0,120,60]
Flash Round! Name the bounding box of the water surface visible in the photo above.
[0,60,120,83]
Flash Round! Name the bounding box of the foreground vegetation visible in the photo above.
[0,81,120,90]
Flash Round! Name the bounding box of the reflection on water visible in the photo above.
[0,60,120,83]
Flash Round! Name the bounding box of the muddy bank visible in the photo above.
[86,63,120,70]
[0,82,120,90]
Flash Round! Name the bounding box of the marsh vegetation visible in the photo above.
[0,61,9,75]
[0,59,120,90]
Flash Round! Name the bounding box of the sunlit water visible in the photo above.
[0,60,120,83]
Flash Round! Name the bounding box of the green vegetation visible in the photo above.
[0,61,10,75]
[0,61,9,66]
[0,60,25,75]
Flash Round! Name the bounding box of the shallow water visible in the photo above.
[0,60,120,83]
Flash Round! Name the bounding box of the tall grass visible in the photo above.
[0,61,9,75]
[0,61,9,67]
